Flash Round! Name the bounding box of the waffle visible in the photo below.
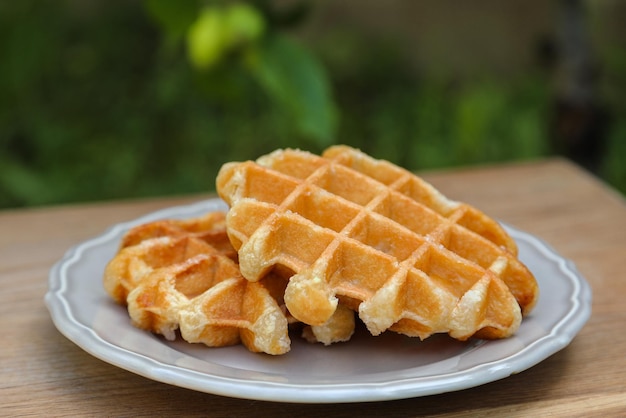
[216,145,539,341]
[119,211,236,259]
[103,213,291,355]
[104,212,234,304]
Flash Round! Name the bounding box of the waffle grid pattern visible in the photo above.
[103,214,291,355]
[218,146,538,340]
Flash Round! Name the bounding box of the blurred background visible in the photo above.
[1,0,625,209]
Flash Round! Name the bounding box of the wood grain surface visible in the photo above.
[2,158,625,417]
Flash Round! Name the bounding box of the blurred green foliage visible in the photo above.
[0,1,623,209]
[597,44,626,196]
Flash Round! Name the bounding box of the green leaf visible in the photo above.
[186,6,228,70]
[144,0,199,41]
[246,34,338,145]
[224,2,265,48]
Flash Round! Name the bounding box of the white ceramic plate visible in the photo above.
[46,198,592,403]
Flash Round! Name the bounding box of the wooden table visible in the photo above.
[2,158,625,416]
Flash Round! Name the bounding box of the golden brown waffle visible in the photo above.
[119,211,236,259]
[103,213,291,355]
[104,212,234,304]
[216,145,539,341]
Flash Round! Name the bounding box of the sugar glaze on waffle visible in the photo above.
[217,145,539,341]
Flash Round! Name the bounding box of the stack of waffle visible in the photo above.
[104,146,538,354]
